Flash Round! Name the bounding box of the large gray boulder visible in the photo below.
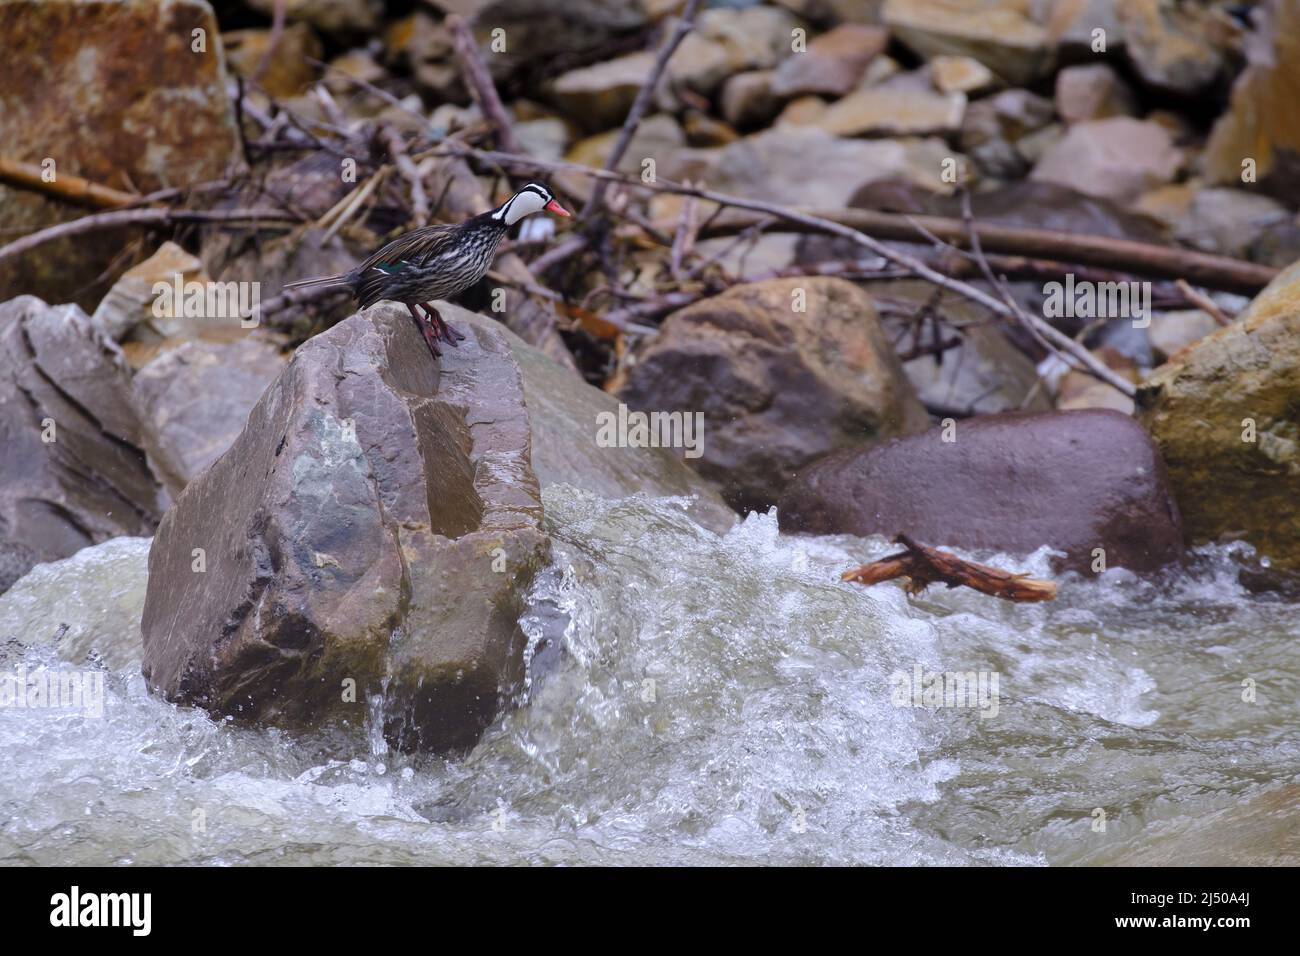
[503,322,734,534]
[138,301,732,754]
[0,297,167,592]
[140,303,551,754]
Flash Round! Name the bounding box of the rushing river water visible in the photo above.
[1,487,1297,865]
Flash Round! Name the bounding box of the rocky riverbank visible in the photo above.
[0,0,1297,770]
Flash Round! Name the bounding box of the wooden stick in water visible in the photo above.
[842,535,1058,603]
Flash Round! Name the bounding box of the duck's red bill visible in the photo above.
[545,199,571,217]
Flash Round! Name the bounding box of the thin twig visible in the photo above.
[382,127,430,227]
[583,0,704,219]
[447,14,523,155]
[251,0,288,88]
[0,207,298,268]
[1174,278,1234,326]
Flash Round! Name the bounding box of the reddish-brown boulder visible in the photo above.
[778,409,1184,572]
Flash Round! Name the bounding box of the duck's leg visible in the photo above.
[420,303,466,346]
[406,302,442,358]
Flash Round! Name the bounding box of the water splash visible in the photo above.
[1,489,1297,865]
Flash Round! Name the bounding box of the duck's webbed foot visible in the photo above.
[420,303,466,347]
[406,302,442,359]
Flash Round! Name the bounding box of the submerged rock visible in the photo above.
[1139,259,1300,574]
[140,303,550,754]
[618,278,929,514]
[778,409,1184,573]
[0,297,167,593]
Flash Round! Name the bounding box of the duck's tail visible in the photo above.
[283,273,350,291]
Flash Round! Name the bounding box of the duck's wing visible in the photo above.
[358,222,459,273]
[352,223,461,306]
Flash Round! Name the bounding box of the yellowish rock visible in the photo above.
[883,0,1052,85]
[1203,0,1300,202]
[814,88,965,137]
[1139,259,1300,572]
[930,55,996,94]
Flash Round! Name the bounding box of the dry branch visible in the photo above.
[447,14,523,156]
[583,0,704,219]
[842,535,1058,603]
[700,208,1277,295]
[0,155,139,209]
[0,207,299,268]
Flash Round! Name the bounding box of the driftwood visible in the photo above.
[842,535,1058,603]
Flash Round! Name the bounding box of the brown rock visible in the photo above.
[722,70,782,128]
[671,5,800,94]
[223,24,323,98]
[813,88,966,137]
[770,23,889,98]
[1203,0,1300,203]
[244,0,382,34]
[140,302,550,754]
[1054,63,1138,125]
[550,52,658,131]
[1032,117,1182,203]
[564,114,685,174]
[0,297,168,592]
[1116,0,1226,96]
[1170,188,1290,259]
[617,278,929,513]
[90,243,211,343]
[960,88,1056,179]
[683,111,740,147]
[775,95,830,127]
[1057,347,1139,416]
[1146,310,1221,364]
[778,409,1184,572]
[664,126,963,207]
[0,0,241,309]
[883,0,1052,85]
[772,0,882,24]
[885,281,1050,415]
[930,55,996,94]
